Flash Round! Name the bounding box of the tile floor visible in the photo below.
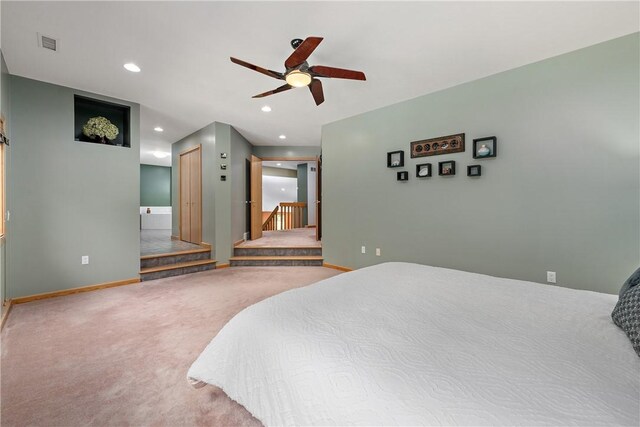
[140,229,203,256]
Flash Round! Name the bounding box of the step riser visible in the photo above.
[230,259,323,267]
[234,248,322,257]
[140,263,215,281]
[141,252,210,269]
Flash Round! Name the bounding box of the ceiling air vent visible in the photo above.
[37,33,58,52]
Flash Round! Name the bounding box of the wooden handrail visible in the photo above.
[279,202,306,230]
[262,206,279,231]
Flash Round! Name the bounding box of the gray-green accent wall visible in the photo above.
[171,122,252,263]
[140,164,171,206]
[321,33,640,294]
[263,167,297,178]
[1,51,11,307]
[252,145,320,159]
[230,126,252,242]
[297,163,308,227]
[8,76,140,298]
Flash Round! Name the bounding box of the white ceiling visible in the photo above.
[2,2,638,167]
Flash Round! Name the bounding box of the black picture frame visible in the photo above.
[438,161,456,176]
[473,136,497,159]
[467,165,482,177]
[387,150,404,168]
[397,171,409,182]
[416,163,432,178]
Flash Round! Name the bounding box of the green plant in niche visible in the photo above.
[82,116,119,143]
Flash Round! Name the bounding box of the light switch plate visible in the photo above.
[82,255,89,265]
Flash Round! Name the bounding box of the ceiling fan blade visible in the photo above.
[252,84,293,98]
[309,79,325,106]
[310,65,366,81]
[284,36,323,69]
[230,57,284,80]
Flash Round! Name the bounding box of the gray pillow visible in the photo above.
[612,284,640,357]
[619,267,640,298]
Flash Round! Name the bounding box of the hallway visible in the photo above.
[237,228,320,248]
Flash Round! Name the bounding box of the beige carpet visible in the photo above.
[237,228,321,248]
[1,267,340,426]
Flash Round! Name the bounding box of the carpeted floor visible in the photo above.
[1,267,340,426]
[237,228,321,248]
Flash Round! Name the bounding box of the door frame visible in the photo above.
[178,144,202,243]
[250,155,263,240]
[253,156,321,240]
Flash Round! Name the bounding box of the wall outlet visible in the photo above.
[547,271,556,283]
[361,246,366,254]
[81,255,89,265]
[376,248,381,256]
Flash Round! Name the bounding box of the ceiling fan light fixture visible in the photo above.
[285,70,312,88]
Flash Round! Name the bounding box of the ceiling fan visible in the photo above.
[230,37,366,106]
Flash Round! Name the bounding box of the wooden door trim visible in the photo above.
[250,155,263,240]
[179,145,201,156]
[179,144,202,242]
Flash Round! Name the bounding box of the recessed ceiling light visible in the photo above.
[276,163,281,166]
[154,127,164,132]
[152,151,170,159]
[123,63,141,73]
[281,188,285,191]
[261,105,272,112]
[279,134,287,140]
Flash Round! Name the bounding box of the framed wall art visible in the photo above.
[411,133,465,158]
[416,163,432,178]
[467,165,482,177]
[438,160,456,176]
[387,151,404,168]
[397,171,409,182]
[473,136,497,159]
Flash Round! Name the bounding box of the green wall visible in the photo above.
[171,122,252,263]
[321,33,639,294]
[140,164,171,206]
[252,145,320,159]
[0,51,11,307]
[297,163,308,227]
[171,122,216,245]
[8,76,140,298]
[230,126,252,242]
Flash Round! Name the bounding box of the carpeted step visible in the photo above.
[140,259,217,281]
[140,248,211,269]
[229,255,323,267]
[233,247,322,257]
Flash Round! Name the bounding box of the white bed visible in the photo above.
[188,262,640,426]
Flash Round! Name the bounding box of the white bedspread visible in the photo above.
[188,262,640,426]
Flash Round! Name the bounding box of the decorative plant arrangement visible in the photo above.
[82,116,119,144]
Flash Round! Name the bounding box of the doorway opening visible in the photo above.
[242,156,321,248]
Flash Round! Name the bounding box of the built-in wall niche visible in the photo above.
[74,95,131,147]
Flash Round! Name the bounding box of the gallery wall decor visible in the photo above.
[387,150,404,168]
[467,165,482,177]
[438,160,456,176]
[397,171,409,182]
[473,136,497,159]
[416,163,432,178]
[410,133,465,158]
